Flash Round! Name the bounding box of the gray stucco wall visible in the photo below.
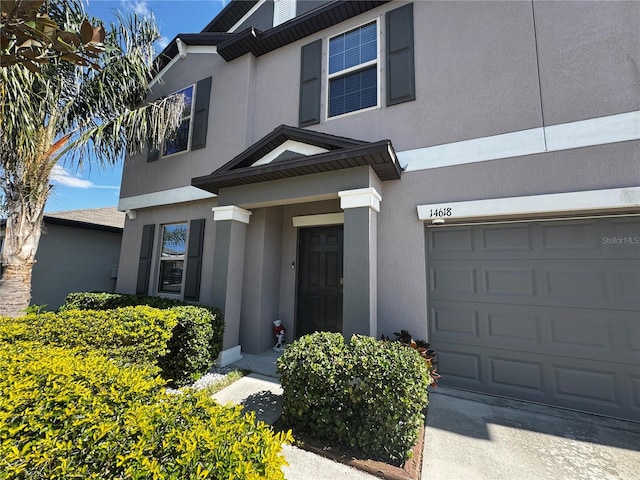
[31,224,122,310]
[116,201,218,306]
[120,0,639,199]
[116,0,640,350]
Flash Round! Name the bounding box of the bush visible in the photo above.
[0,342,291,479]
[0,306,178,367]
[277,332,430,464]
[158,306,218,387]
[59,292,225,385]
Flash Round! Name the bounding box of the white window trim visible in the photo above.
[157,222,189,297]
[161,83,196,159]
[325,19,381,121]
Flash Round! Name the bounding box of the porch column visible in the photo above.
[211,205,252,366]
[338,187,381,339]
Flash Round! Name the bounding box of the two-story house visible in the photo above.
[116,0,640,421]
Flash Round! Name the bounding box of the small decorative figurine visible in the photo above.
[273,319,285,352]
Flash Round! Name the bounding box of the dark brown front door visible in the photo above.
[296,226,343,337]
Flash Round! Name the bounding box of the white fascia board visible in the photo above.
[400,111,640,172]
[212,205,252,224]
[229,0,267,32]
[417,186,640,223]
[118,186,216,211]
[400,128,545,171]
[292,213,344,227]
[148,45,218,89]
[251,140,329,167]
[545,110,640,151]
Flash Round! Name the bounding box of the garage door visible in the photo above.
[426,215,640,421]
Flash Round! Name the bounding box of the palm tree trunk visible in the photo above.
[0,180,48,318]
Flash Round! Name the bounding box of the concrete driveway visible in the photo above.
[422,387,640,480]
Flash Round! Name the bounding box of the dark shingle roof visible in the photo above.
[44,207,125,231]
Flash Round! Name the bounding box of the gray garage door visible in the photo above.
[426,215,640,421]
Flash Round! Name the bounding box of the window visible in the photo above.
[163,85,194,157]
[328,21,378,118]
[158,223,188,294]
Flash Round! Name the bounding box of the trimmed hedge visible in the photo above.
[277,332,430,464]
[0,341,291,479]
[60,292,225,386]
[0,306,178,367]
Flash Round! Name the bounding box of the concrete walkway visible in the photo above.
[218,351,640,480]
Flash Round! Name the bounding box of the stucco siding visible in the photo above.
[533,0,640,125]
[116,201,218,305]
[31,224,122,309]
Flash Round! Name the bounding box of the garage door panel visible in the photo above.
[429,259,638,310]
[427,216,640,421]
[437,342,640,421]
[427,218,639,260]
[430,300,638,364]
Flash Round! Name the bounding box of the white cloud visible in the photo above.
[129,1,151,17]
[51,165,119,190]
[156,36,169,49]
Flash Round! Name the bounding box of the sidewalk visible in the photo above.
[212,368,377,479]
[218,351,640,480]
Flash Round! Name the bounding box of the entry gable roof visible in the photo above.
[191,125,402,194]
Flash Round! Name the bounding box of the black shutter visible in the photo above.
[147,142,159,162]
[136,224,155,294]
[299,39,322,127]
[184,219,205,301]
[386,3,415,106]
[191,77,212,150]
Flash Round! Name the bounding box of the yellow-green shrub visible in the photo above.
[60,292,225,385]
[0,306,178,366]
[0,342,291,480]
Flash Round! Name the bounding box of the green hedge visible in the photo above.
[0,306,178,367]
[60,292,225,386]
[277,332,430,464]
[0,341,291,479]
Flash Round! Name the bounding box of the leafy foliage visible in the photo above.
[277,332,430,464]
[0,341,291,479]
[382,329,441,387]
[1,0,106,72]
[0,1,185,317]
[60,292,225,386]
[0,306,179,367]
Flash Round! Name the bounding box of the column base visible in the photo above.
[216,345,243,367]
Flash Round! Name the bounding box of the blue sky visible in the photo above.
[46,0,227,212]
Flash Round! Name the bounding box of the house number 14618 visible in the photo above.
[429,207,452,217]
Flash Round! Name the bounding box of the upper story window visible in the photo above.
[327,21,378,118]
[158,223,188,294]
[163,85,194,157]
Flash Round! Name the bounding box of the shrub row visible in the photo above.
[0,341,291,480]
[1,306,178,367]
[60,292,225,386]
[277,332,431,464]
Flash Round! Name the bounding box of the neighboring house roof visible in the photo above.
[43,207,125,233]
[154,0,390,71]
[191,124,402,194]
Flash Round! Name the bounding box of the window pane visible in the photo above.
[329,66,377,117]
[328,22,376,75]
[161,224,187,257]
[159,260,184,293]
[163,119,190,156]
[179,85,194,117]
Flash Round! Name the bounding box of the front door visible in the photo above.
[296,226,343,337]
